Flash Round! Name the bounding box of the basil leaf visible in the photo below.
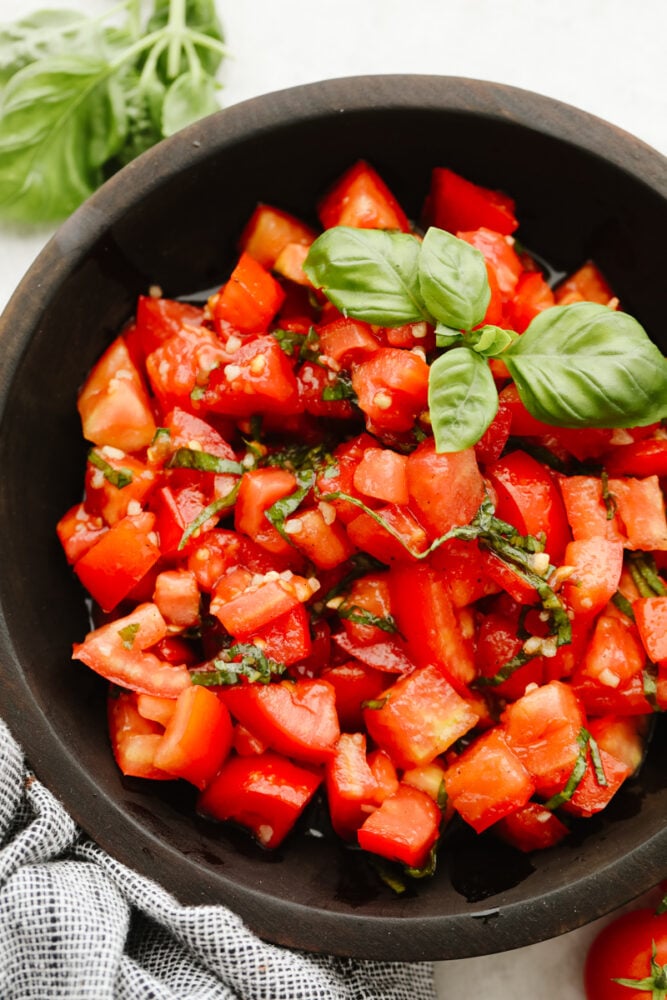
[162,70,219,136]
[0,9,93,85]
[303,227,429,325]
[167,447,243,475]
[467,325,517,357]
[0,55,126,221]
[505,303,667,428]
[428,347,498,452]
[419,227,490,331]
[435,324,464,349]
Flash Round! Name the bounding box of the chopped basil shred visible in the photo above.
[88,450,133,489]
[167,447,244,475]
[336,602,399,635]
[191,644,286,686]
[177,480,241,550]
[117,622,140,650]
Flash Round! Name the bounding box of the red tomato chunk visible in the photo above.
[62,160,665,872]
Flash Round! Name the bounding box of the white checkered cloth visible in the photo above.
[0,719,435,1000]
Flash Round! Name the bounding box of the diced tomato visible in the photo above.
[486,450,571,562]
[317,317,381,367]
[425,167,518,236]
[352,447,409,506]
[57,503,107,564]
[163,407,237,461]
[239,204,316,270]
[197,751,322,848]
[211,574,308,638]
[562,537,624,616]
[401,759,448,805]
[78,336,156,452]
[351,347,429,434]
[272,242,312,286]
[318,160,410,232]
[320,660,389,732]
[136,693,177,727]
[187,529,244,592]
[603,437,667,478]
[559,475,625,543]
[145,323,228,415]
[579,614,646,690]
[209,252,285,334]
[234,466,297,557]
[135,296,205,358]
[508,271,556,333]
[367,749,400,803]
[315,433,378,524]
[152,569,201,627]
[150,477,219,559]
[107,691,172,781]
[406,439,486,541]
[339,573,394,646]
[562,744,632,818]
[611,476,667,551]
[325,733,380,840]
[332,630,416,675]
[502,680,585,793]
[363,663,478,769]
[357,783,442,868]
[345,503,429,562]
[473,400,513,465]
[222,678,340,764]
[497,383,554,438]
[232,723,268,756]
[475,611,545,701]
[203,336,301,417]
[445,728,534,834]
[296,360,356,420]
[494,802,569,852]
[247,602,312,666]
[457,227,522,299]
[389,563,476,690]
[634,596,667,663]
[429,538,499,608]
[84,450,156,526]
[283,506,355,569]
[480,549,539,605]
[73,603,192,697]
[74,511,162,612]
[554,261,616,307]
[153,685,233,789]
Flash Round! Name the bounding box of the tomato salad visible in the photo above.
[58,160,667,875]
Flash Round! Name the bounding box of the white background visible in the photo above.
[0,1,665,996]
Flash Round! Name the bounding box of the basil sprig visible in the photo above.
[304,227,667,452]
[0,0,226,222]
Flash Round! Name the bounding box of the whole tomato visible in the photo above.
[584,907,667,999]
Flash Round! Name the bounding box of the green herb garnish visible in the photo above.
[304,227,667,452]
[0,0,227,222]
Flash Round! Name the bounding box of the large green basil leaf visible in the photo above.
[303,227,429,325]
[162,71,219,135]
[505,302,667,427]
[419,227,490,331]
[428,346,498,452]
[0,55,126,221]
[0,9,94,86]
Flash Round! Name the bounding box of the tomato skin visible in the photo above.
[153,685,233,790]
[318,160,410,232]
[239,203,316,270]
[584,908,667,1000]
[406,439,486,541]
[74,511,162,612]
[197,751,322,848]
[425,167,518,235]
[78,336,156,452]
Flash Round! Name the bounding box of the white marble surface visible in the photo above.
[0,1,665,996]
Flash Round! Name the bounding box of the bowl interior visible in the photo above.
[0,76,665,961]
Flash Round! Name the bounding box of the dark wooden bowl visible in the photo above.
[0,76,665,961]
